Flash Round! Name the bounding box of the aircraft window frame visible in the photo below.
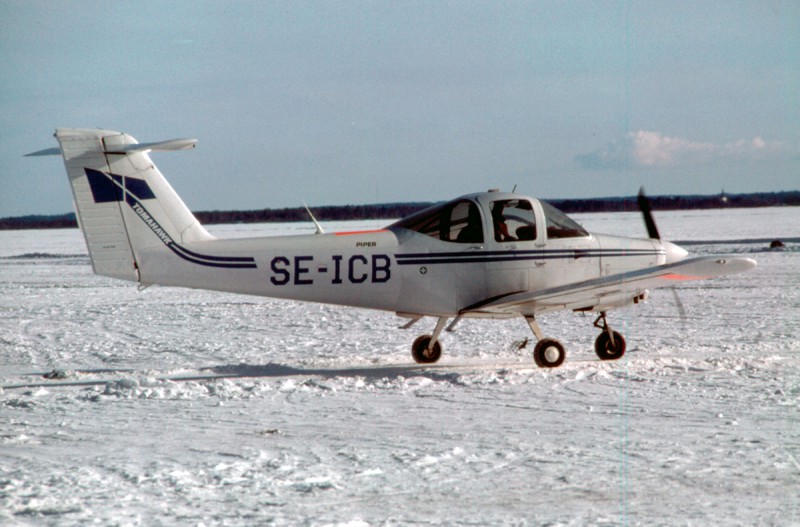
[540,200,589,239]
[490,199,537,242]
[392,200,484,244]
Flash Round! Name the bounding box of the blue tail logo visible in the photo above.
[84,168,257,269]
[85,168,155,204]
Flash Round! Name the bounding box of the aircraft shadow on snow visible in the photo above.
[4,362,475,390]
[189,361,476,383]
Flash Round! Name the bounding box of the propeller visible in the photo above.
[637,187,660,240]
[637,187,687,330]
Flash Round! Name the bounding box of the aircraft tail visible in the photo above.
[51,128,214,282]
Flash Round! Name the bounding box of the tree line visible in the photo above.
[2,191,798,230]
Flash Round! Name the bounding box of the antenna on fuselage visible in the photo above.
[512,184,518,193]
[302,200,325,235]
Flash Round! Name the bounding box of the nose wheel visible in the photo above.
[593,312,626,361]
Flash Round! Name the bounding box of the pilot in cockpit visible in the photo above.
[491,202,512,241]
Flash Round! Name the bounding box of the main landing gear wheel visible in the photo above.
[594,330,626,361]
[533,338,566,368]
[412,335,442,364]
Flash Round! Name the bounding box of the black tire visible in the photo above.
[594,331,626,361]
[412,335,442,364]
[533,338,565,368]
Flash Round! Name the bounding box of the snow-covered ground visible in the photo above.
[1,207,798,526]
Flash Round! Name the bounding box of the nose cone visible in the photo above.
[663,241,689,264]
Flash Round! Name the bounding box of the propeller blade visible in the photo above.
[638,187,661,240]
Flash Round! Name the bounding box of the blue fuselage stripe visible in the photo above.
[170,243,256,264]
[130,198,258,268]
[395,249,663,266]
[165,243,257,269]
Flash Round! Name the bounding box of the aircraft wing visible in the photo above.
[462,256,757,316]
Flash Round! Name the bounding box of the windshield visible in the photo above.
[540,201,589,239]
[392,200,484,244]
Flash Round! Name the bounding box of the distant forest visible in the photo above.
[2,191,799,230]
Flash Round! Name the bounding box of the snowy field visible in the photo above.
[1,207,798,526]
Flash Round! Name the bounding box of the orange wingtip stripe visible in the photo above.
[334,229,388,236]
[663,273,710,281]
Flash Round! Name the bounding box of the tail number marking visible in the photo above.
[270,255,391,286]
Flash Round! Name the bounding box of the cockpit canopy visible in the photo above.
[391,199,485,244]
[391,193,588,244]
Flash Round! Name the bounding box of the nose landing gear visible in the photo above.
[593,312,626,361]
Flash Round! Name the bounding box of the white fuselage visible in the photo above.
[138,222,674,318]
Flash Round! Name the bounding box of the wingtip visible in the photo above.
[743,257,758,270]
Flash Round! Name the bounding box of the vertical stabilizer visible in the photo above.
[54,128,213,282]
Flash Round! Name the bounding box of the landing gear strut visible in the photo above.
[593,312,626,361]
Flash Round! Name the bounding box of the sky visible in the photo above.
[1,1,798,217]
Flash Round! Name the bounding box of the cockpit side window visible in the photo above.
[392,200,484,244]
[449,201,483,243]
[540,200,589,239]
[491,199,537,242]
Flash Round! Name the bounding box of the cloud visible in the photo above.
[576,131,785,170]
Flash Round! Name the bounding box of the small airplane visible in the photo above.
[29,128,756,367]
